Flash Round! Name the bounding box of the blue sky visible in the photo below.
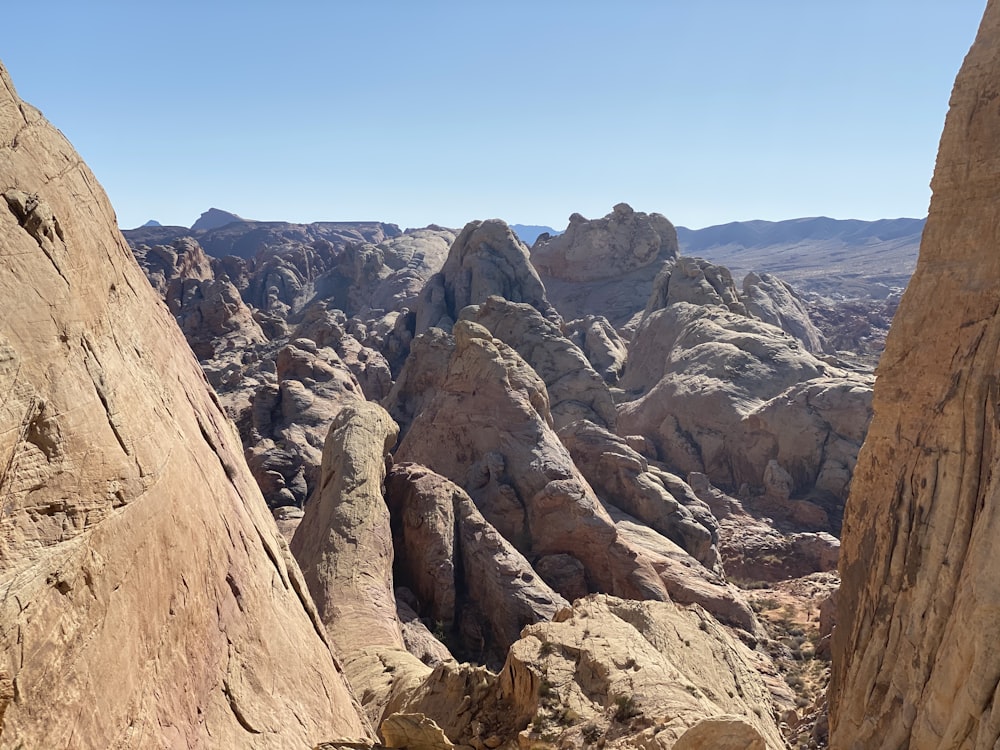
[0,2,987,231]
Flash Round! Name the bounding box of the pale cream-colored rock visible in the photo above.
[532,203,677,283]
[619,301,871,511]
[564,314,629,384]
[497,595,785,749]
[830,3,1000,747]
[0,62,368,748]
[644,256,747,316]
[558,420,720,571]
[672,716,767,749]
[380,713,455,750]
[742,271,826,354]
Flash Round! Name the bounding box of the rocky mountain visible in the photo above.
[191,206,246,231]
[0,62,370,748]
[677,216,924,299]
[830,3,1000,747]
[7,2,974,737]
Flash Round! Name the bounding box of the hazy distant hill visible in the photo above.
[676,217,925,299]
[124,209,401,260]
[191,208,246,232]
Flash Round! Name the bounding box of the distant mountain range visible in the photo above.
[676,217,925,299]
[127,210,923,299]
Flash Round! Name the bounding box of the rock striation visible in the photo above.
[831,4,1000,747]
[0,62,369,748]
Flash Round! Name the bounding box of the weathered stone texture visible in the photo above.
[830,4,1000,747]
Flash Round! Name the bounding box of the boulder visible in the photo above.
[643,256,748,316]
[742,271,827,353]
[497,595,785,748]
[564,314,629,384]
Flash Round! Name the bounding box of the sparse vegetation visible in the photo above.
[613,694,641,722]
[581,723,601,744]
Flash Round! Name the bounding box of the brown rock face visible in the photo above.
[290,401,433,729]
[531,204,679,328]
[830,5,1000,747]
[0,63,367,747]
[463,295,618,430]
[415,219,559,333]
[386,463,568,666]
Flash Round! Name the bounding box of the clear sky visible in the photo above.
[0,1,987,231]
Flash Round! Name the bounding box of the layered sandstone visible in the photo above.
[0,63,368,748]
[830,4,1000,747]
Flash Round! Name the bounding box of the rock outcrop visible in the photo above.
[394,321,666,603]
[416,219,558,333]
[741,271,826,354]
[462,295,617,429]
[500,595,785,748]
[831,4,1000,747]
[618,300,872,521]
[0,62,369,748]
[386,464,568,667]
[392,320,759,631]
[532,204,679,328]
[290,402,432,729]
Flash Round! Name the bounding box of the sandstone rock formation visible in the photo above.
[532,204,679,327]
[0,62,369,748]
[742,271,826,354]
[501,595,785,748]
[386,463,568,667]
[618,300,872,521]
[831,4,1000,747]
[564,314,629,383]
[391,320,760,631]
[416,219,558,333]
[644,256,748,316]
[246,338,365,507]
[394,321,666,603]
[462,295,617,429]
[290,401,431,729]
[557,420,720,572]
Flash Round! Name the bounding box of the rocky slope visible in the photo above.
[0,62,369,748]
[830,3,1000,747]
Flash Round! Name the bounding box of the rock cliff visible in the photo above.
[0,63,369,748]
[830,3,1000,747]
